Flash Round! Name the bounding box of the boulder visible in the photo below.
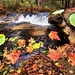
[48,8,75,43]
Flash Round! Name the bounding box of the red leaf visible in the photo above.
[47,47,61,61]
[5,50,21,64]
[68,53,75,66]
[48,31,60,40]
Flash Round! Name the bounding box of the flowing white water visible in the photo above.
[0,13,50,26]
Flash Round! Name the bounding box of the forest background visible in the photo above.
[0,0,75,14]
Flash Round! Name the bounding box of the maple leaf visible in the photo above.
[48,31,60,40]
[47,47,61,61]
[5,50,21,64]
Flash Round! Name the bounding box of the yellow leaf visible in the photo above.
[32,43,40,49]
[17,68,21,73]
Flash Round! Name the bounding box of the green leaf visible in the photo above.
[52,9,64,15]
[3,70,8,75]
[9,36,19,42]
[69,13,75,27]
[0,34,5,46]
[32,43,40,50]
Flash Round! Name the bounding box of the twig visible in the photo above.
[39,52,64,75]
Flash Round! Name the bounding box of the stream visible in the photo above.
[0,12,69,70]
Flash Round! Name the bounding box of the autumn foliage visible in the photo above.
[47,47,61,61]
[48,31,60,41]
[5,50,21,64]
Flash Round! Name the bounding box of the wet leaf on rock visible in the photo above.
[69,13,75,27]
[52,9,64,15]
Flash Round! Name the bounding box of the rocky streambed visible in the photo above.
[0,8,75,75]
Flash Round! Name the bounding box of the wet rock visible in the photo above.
[48,8,75,43]
[48,14,63,25]
[63,7,75,26]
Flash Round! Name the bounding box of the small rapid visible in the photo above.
[0,12,50,26]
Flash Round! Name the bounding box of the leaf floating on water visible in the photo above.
[0,34,5,46]
[52,9,64,15]
[69,13,75,27]
[48,31,60,41]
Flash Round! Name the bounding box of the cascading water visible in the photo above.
[0,12,50,26]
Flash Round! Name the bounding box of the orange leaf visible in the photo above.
[5,50,21,64]
[47,47,61,61]
[26,44,33,53]
[0,61,4,70]
[48,31,60,40]
[32,63,38,71]
[17,39,26,47]
[68,53,75,66]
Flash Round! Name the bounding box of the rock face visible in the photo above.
[48,7,75,43]
[48,14,63,25]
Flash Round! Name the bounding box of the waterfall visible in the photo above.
[0,12,50,26]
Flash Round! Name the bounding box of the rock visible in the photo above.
[10,23,48,36]
[48,14,63,25]
[63,7,75,26]
[48,8,75,43]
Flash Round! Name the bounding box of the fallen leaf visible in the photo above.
[32,42,41,50]
[68,53,75,66]
[47,47,61,61]
[0,61,4,70]
[5,50,21,64]
[32,63,38,71]
[48,31,60,40]
[17,39,26,47]
[28,37,36,44]
[26,44,33,53]
[52,9,64,15]
[0,34,6,46]
[9,36,19,42]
